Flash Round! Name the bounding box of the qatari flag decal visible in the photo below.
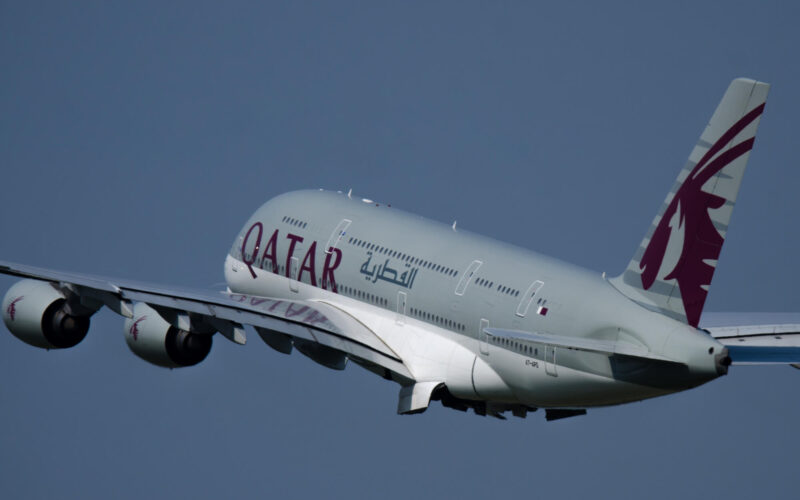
[537,306,548,316]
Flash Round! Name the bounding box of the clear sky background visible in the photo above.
[2,2,799,498]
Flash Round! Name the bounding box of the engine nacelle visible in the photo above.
[123,302,212,368]
[2,279,92,349]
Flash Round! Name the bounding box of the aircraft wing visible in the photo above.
[701,312,800,365]
[0,260,413,380]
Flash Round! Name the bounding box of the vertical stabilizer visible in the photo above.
[611,78,769,327]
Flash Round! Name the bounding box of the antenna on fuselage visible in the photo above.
[452,220,457,232]
[347,188,352,199]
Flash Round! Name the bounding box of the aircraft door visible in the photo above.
[545,345,557,376]
[516,280,544,317]
[479,318,489,355]
[289,256,299,292]
[455,260,482,296]
[396,291,407,325]
[326,219,351,253]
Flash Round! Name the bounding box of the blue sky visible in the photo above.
[2,2,799,498]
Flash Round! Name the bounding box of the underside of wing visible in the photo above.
[0,260,413,381]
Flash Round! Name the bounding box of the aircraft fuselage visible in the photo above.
[225,190,726,409]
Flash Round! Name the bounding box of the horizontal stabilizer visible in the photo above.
[726,346,800,365]
[706,322,800,365]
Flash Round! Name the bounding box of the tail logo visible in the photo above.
[130,316,147,341]
[639,103,765,327]
[6,296,23,321]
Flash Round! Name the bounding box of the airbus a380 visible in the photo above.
[2,78,797,421]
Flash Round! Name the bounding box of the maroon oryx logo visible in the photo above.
[639,103,765,327]
[129,316,147,340]
[6,296,24,321]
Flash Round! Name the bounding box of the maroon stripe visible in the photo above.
[693,103,765,178]
[686,137,756,196]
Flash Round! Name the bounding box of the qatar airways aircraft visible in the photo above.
[2,78,797,421]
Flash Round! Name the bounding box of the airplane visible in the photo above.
[2,77,798,422]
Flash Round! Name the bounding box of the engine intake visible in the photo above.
[2,279,93,349]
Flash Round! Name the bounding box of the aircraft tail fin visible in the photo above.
[610,78,770,327]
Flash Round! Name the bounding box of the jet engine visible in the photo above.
[2,279,96,349]
[123,302,212,368]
